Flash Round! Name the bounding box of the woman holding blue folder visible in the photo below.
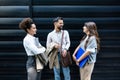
[72,22,100,80]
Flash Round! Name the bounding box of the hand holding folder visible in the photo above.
[75,48,89,68]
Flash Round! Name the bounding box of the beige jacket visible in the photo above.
[36,42,59,70]
[46,42,60,69]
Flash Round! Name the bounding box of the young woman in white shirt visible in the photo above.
[19,18,46,80]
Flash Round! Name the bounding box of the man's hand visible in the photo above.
[54,43,61,49]
[62,49,67,57]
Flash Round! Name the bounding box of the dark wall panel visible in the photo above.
[33,0,120,5]
[0,6,30,17]
[33,6,120,17]
[33,18,120,30]
[0,0,29,5]
[0,17,120,29]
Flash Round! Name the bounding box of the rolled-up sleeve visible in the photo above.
[24,39,46,55]
[46,33,52,48]
[64,31,70,50]
[86,36,97,53]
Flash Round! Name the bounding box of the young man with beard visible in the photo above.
[46,17,71,80]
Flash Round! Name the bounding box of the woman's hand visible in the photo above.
[72,54,76,62]
[76,62,79,66]
[76,59,80,63]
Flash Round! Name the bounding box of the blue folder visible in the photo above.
[75,48,89,68]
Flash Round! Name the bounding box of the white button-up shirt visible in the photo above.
[46,30,70,51]
[23,34,46,56]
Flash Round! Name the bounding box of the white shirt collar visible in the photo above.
[27,34,35,39]
[53,29,62,33]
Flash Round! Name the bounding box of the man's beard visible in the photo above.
[58,26,63,30]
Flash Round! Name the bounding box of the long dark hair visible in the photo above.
[81,22,100,52]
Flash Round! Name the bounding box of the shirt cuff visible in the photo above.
[86,48,95,53]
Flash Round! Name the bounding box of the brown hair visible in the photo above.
[81,22,100,52]
[53,17,63,23]
[19,18,34,32]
